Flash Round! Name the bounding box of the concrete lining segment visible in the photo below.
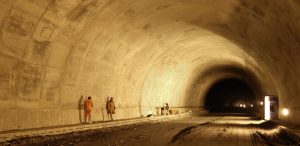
[0,113,192,143]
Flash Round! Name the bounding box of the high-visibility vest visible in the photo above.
[84,99,93,110]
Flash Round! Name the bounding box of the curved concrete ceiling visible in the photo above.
[0,0,299,130]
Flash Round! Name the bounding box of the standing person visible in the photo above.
[165,103,169,110]
[78,96,84,123]
[165,103,170,115]
[107,97,115,121]
[84,96,93,123]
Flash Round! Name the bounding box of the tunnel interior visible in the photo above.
[0,0,299,131]
[204,78,259,114]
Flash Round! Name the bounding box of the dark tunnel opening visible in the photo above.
[204,78,259,115]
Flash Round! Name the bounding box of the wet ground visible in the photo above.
[3,114,300,146]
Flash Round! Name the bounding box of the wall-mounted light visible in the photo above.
[260,101,264,106]
[282,108,289,116]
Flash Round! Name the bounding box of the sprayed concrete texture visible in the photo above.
[0,0,300,131]
[3,115,300,146]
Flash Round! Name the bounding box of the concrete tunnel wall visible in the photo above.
[0,0,299,131]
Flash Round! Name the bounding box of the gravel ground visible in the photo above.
[2,122,156,146]
[2,115,300,146]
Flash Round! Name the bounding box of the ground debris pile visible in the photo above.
[253,121,300,145]
[251,120,279,130]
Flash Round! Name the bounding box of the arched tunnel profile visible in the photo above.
[0,0,300,136]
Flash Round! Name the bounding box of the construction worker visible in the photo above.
[106,97,115,121]
[165,103,170,115]
[84,96,93,123]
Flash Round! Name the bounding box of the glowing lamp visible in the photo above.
[282,108,289,116]
[260,101,263,106]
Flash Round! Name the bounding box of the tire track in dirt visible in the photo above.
[169,117,222,144]
[169,122,211,144]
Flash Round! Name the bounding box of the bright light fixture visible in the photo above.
[260,101,263,106]
[282,108,289,116]
[250,104,253,107]
[264,96,270,120]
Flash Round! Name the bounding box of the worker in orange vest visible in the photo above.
[84,96,93,123]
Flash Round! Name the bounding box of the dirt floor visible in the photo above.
[2,114,300,146]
